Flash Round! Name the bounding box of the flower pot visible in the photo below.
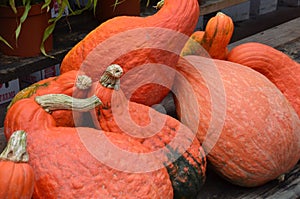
[95,0,140,23]
[0,3,53,57]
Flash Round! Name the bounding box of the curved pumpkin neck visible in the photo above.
[150,0,200,34]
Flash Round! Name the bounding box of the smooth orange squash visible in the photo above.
[200,12,234,59]
[181,12,234,59]
[60,0,200,106]
[173,56,300,187]
[227,42,300,117]
[0,130,34,199]
[4,95,173,198]
[87,65,207,198]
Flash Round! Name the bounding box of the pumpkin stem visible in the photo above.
[35,94,102,113]
[76,75,92,90]
[0,130,29,163]
[153,0,164,10]
[100,64,123,90]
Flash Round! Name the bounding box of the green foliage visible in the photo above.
[0,0,98,56]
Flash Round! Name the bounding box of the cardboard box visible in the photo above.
[221,1,250,22]
[19,64,60,87]
[250,0,278,16]
[0,79,20,105]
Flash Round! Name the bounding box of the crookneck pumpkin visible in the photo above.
[88,64,207,198]
[227,42,300,117]
[0,130,34,199]
[173,56,300,187]
[59,0,200,106]
[4,94,173,198]
[181,12,234,59]
[8,70,92,127]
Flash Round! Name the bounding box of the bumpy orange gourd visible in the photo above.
[8,70,92,127]
[227,42,300,117]
[4,94,173,198]
[87,65,207,198]
[0,130,34,199]
[60,0,200,106]
[181,12,234,59]
[173,56,300,187]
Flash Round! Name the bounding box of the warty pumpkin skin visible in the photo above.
[4,97,174,198]
[173,56,300,187]
[0,130,34,199]
[227,42,300,117]
[88,65,207,198]
[8,70,92,127]
[59,0,200,106]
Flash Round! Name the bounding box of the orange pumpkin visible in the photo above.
[4,95,174,198]
[8,70,92,127]
[227,42,300,117]
[59,0,200,106]
[181,12,234,59]
[0,130,34,199]
[87,64,207,198]
[173,56,300,187]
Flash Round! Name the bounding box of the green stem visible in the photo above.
[100,64,123,90]
[0,130,29,163]
[35,94,102,113]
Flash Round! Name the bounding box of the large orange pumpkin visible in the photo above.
[173,56,300,187]
[87,64,207,198]
[4,92,174,198]
[60,0,200,106]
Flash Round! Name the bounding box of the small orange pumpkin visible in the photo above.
[181,12,234,59]
[0,130,34,199]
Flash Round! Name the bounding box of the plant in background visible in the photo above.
[0,0,98,56]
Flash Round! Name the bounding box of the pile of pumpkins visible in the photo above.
[1,0,299,198]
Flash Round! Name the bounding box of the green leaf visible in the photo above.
[15,1,31,44]
[0,36,13,49]
[40,22,55,57]
[42,0,52,10]
[8,0,17,13]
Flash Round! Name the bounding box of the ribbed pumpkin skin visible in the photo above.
[200,12,234,59]
[174,56,300,187]
[60,0,200,106]
[4,98,174,198]
[0,161,34,199]
[180,12,234,59]
[227,42,300,117]
[89,83,207,198]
